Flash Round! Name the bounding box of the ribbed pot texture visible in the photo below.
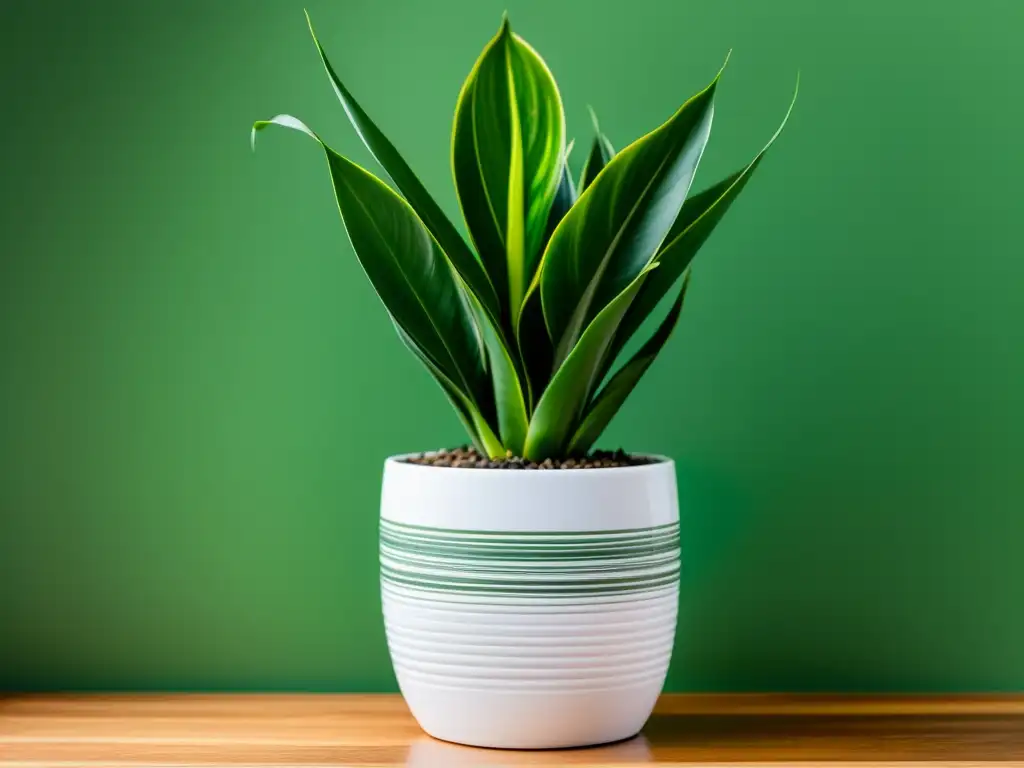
[380,456,680,749]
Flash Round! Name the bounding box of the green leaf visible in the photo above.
[515,287,552,414]
[475,299,530,455]
[452,16,566,328]
[613,77,798,358]
[303,12,500,322]
[399,299,520,459]
[541,138,577,252]
[568,272,691,456]
[518,139,576,411]
[523,264,657,460]
[305,13,534,448]
[578,106,615,192]
[395,323,504,457]
[252,115,495,438]
[539,60,723,370]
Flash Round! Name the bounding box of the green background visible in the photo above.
[2,0,1023,692]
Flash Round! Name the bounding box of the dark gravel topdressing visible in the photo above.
[402,446,656,469]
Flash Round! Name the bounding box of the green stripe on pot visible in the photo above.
[380,521,678,548]
[380,562,679,586]
[380,552,680,574]
[379,541,679,561]
[380,569,680,596]
[379,519,679,597]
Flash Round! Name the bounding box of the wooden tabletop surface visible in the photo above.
[3,694,1024,766]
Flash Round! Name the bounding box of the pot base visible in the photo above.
[402,681,657,749]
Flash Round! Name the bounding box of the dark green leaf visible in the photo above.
[523,264,656,460]
[452,16,566,327]
[519,139,576,410]
[539,61,723,370]
[471,293,530,455]
[540,139,577,252]
[252,115,494,439]
[308,13,539,451]
[516,287,552,413]
[613,78,798,358]
[568,272,690,456]
[304,12,500,322]
[578,107,615,192]
[395,322,505,457]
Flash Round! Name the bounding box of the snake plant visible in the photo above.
[253,12,796,460]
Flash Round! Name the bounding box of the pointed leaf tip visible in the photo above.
[304,21,501,319]
[764,73,800,146]
[545,70,711,363]
[606,76,797,363]
[304,8,320,44]
[587,105,600,133]
[453,9,565,333]
[714,49,733,82]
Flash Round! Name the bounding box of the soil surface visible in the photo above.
[401,446,656,469]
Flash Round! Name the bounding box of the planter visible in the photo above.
[380,455,679,749]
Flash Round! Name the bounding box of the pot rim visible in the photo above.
[385,452,674,474]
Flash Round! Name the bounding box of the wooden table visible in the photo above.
[2,694,1024,765]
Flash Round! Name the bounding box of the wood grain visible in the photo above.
[2,694,1024,765]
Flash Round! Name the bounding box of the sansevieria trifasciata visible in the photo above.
[253,12,797,460]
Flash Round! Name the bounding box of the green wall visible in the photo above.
[3,0,1024,692]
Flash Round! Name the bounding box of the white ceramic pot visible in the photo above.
[380,456,679,749]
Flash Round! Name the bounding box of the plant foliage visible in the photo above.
[253,12,797,460]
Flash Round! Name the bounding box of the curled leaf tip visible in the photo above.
[250,120,275,151]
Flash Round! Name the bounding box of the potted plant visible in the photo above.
[254,12,796,749]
